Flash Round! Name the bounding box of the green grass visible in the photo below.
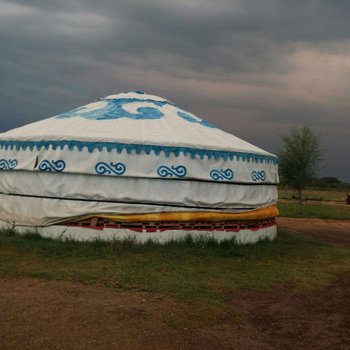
[278,202,350,220]
[1,229,350,308]
[278,188,347,202]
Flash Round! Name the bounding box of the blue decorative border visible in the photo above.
[0,140,278,164]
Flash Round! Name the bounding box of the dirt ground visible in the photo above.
[277,217,350,248]
[1,219,350,350]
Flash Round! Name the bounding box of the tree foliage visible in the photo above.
[279,125,323,203]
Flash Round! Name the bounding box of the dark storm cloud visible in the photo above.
[0,0,349,180]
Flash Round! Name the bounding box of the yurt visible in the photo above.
[0,91,279,243]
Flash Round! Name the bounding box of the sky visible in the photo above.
[0,0,349,181]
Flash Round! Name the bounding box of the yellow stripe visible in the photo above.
[70,205,279,223]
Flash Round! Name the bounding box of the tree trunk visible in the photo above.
[298,188,304,216]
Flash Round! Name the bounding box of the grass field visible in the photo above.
[278,188,348,202]
[1,228,350,321]
[278,202,350,220]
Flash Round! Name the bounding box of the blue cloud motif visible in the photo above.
[251,170,266,182]
[55,98,171,120]
[177,110,217,129]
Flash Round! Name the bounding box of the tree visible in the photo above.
[278,125,323,212]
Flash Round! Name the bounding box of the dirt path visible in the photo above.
[0,278,221,350]
[0,276,350,350]
[277,217,350,247]
[231,273,350,349]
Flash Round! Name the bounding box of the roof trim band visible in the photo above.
[0,140,278,164]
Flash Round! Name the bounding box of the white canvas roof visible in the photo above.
[1,91,274,157]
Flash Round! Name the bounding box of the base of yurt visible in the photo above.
[0,218,277,245]
[0,91,280,246]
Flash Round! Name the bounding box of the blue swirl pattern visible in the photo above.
[210,169,234,181]
[39,160,66,172]
[95,162,126,175]
[157,165,187,178]
[0,159,18,170]
[251,170,266,182]
[56,98,170,120]
[177,111,216,129]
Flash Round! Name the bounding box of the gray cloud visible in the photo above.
[0,0,349,181]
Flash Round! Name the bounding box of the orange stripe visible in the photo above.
[72,205,279,223]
